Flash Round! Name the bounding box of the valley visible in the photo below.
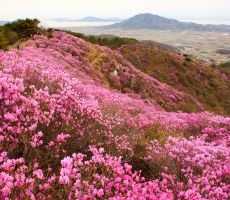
[63,26,230,64]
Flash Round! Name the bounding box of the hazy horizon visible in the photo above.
[0,0,229,22]
[2,14,230,28]
[39,18,230,29]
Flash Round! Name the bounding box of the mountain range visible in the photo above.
[52,17,122,22]
[105,13,230,31]
[0,21,9,25]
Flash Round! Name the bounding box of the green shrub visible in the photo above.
[47,33,53,39]
[185,57,192,62]
[59,30,137,49]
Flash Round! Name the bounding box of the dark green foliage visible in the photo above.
[4,19,41,38]
[87,36,137,48]
[47,34,53,39]
[0,18,43,50]
[185,57,192,62]
[58,30,137,48]
[219,62,230,68]
[60,30,86,39]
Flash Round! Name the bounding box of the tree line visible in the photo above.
[0,19,43,50]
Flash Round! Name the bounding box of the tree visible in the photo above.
[4,18,42,38]
[0,18,43,50]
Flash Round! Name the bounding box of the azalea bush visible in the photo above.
[145,136,230,200]
[0,31,229,199]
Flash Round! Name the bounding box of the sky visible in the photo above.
[0,0,229,21]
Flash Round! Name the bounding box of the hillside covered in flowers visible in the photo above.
[0,31,230,199]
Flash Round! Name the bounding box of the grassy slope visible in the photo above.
[119,44,230,115]
[84,42,204,112]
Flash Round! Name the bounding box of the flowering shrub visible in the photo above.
[31,131,44,147]
[146,136,230,199]
[0,31,229,199]
[59,147,174,199]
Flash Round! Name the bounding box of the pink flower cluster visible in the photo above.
[0,151,57,199]
[31,131,44,147]
[147,136,230,199]
[57,133,71,144]
[59,147,173,199]
[0,31,229,199]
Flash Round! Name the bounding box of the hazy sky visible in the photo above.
[0,0,229,20]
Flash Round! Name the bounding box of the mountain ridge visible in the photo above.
[0,21,9,25]
[52,17,122,22]
[105,13,230,31]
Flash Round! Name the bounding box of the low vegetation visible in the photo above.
[0,20,229,199]
[119,44,230,115]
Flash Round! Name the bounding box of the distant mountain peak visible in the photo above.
[80,16,104,22]
[52,17,122,22]
[79,16,122,22]
[105,13,230,32]
[0,21,9,25]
